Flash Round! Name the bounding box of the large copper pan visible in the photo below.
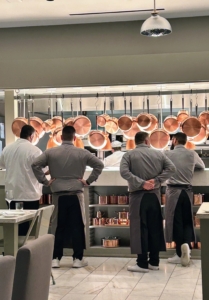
[137,98,151,130]
[123,117,140,140]
[198,96,209,129]
[145,98,158,133]
[191,125,207,145]
[150,129,170,150]
[118,96,132,131]
[182,102,201,138]
[97,100,110,127]
[177,96,189,123]
[46,135,59,149]
[88,130,107,150]
[51,101,65,130]
[31,130,39,146]
[73,99,91,137]
[12,117,28,137]
[30,116,45,138]
[163,98,179,134]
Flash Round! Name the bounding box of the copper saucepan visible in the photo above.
[101,135,112,151]
[163,97,179,134]
[185,141,196,150]
[53,126,63,145]
[105,98,119,134]
[73,98,91,137]
[137,98,151,130]
[42,119,53,133]
[46,135,58,149]
[64,101,75,127]
[74,137,84,149]
[144,98,158,133]
[122,100,140,140]
[29,101,45,138]
[88,130,107,150]
[126,139,136,150]
[12,117,28,137]
[177,96,189,123]
[97,99,110,127]
[198,95,209,130]
[51,100,65,130]
[118,96,132,131]
[190,124,207,145]
[150,129,170,150]
[181,102,201,138]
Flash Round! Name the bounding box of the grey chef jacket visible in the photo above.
[120,144,176,254]
[31,141,104,193]
[164,145,205,242]
[120,144,176,192]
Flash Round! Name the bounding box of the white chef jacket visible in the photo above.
[104,151,125,167]
[0,139,43,201]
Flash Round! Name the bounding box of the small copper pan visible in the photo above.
[97,100,110,127]
[150,129,170,150]
[163,98,179,134]
[12,117,28,137]
[177,96,189,123]
[145,98,158,133]
[73,99,91,137]
[88,131,107,149]
[198,96,209,129]
[118,96,132,131]
[137,98,151,129]
[182,102,201,138]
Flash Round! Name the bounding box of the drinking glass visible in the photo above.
[5,190,13,210]
[15,202,23,211]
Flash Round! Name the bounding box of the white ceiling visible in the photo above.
[1,0,209,28]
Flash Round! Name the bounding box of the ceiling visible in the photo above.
[1,0,209,28]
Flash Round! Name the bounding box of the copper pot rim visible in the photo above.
[12,117,28,137]
[65,117,75,125]
[189,124,207,145]
[181,116,202,138]
[163,115,179,134]
[118,114,133,132]
[73,115,91,137]
[88,130,107,149]
[31,130,39,146]
[137,113,152,129]
[97,114,110,127]
[123,118,140,140]
[105,117,119,134]
[29,116,45,138]
[52,126,63,145]
[149,129,170,150]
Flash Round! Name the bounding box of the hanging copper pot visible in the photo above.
[28,101,45,138]
[12,117,28,137]
[126,139,136,150]
[42,119,53,133]
[65,117,74,126]
[105,98,119,134]
[182,102,201,138]
[122,99,140,140]
[52,126,63,145]
[118,96,132,131]
[46,135,58,149]
[73,98,91,137]
[88,130,108,150]
[198,95,209,129]
[31,130,39,145]
[190,125,207,145]
[177,96,189,123]
[163,97,179,134]
[137,97,151,130]
[101,136,112,151]
[51,100,65,130]
[150,129,170,150]
[185,141,196,150]
[74,137,84,149]
[97,99,110,127]
[145,97,158,133]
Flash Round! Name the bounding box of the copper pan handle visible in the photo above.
[130,98,133,117]
[47,99,50,117]
[195,104,198,118]
[182,95,184,109]
[55,98,58,116]
[32,99,34,117]
[104,99,106,114]
[80,98,83,115]
[71,101,74,118]
[124,95,127,115]
[205,95,207,111]
[170,98,173,115]
[190,100,192,116]
[147,97,149,114]
[28,111,31,124]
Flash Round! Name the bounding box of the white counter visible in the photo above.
[197,203,209,219]
[0,168,208,187]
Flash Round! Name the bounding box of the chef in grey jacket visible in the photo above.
[165,132,205,267]
[32,126,104,268]
[120,132,176,273]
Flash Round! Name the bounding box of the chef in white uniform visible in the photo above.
[104,141,124,167]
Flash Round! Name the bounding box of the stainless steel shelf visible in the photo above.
[89,225,130,228]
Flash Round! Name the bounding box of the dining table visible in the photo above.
[0,209,37,256]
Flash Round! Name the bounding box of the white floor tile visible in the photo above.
[93,287,132,300]
[160,291,194,300]
[133,282,165,297]
[107,275,139,289]
[70,281,108,295]
[62,293,96,300]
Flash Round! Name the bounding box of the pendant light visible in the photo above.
[140,0,172,37]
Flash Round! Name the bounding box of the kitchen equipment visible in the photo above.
[198,95,209,129]
[65,101,75,127]
[105,218,115,225]
[123,98,140,140]
[92,218,106,226]
[185,141,196,150]
[197,242,201,249]
[73,98,91,137]
[27,107,40,146]
[145,97,158,133]
[194,215,200,227]
[182,99,201,138]
[96,211,102,218]
[52,126,63,145]
[177,95,189,123]
[105,98,119,134]
[166,242,176,249]
[191,124,207,145]
[126,139,136,150]
[118,95,132,131]
[74,137,84,148]
[46,135,58,149]
[117,195,129,205]
[137,97,151,130]
[163,96,179,134]
[161,194,166,205]
[97,98,110,127]
[193,194,203,206]
[118,218,130,225]
[29,100,45,138]
[12,99,28,137]
[109,195,118,204]
[101,135,112,151]
[51,99,65,130]
[88,130,108,150]
[42,99,53,133]
[98,195,109,205]
[117,209,129,219]
[102,237,120,248]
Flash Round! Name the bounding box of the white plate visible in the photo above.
[3,214,16,218]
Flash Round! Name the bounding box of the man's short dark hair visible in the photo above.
[62,125,76,141]
[173,132,187,145]
[20,125,35,139]
[135,132,149,145]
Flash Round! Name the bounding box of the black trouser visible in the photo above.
[53,195,85,261]
[137,193,162,269]
[173,190,193,257]
[9,200,39,236]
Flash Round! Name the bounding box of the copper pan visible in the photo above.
[198,95,209,129]
[118,96,132,131]
[177,96,189,123]
[88,130,107,150]
[163,97,179,134]
[31,130,39,146]
[53,126,63,145]
[145,98,158,133]
[65,117,74,126]
[12,117,28,137]
[105,98,119,134]
[185,141,196,150]
[73,99,91,137]
[46,135,59,149]
[137,97,151,129]
[123,117,140,140]
[190,125,207,145]
[42,119,53,133]
[150,129,170,150]
[97,100,110,127]
[101,136,112,151]
[182,102,201,138]
[126,139,136,150]
[51,100,65,130]
[30,116,45,138]
[74,137,84,149]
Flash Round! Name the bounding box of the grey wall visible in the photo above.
[0,16,209,88]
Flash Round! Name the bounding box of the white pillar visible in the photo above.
[5,90,17,146]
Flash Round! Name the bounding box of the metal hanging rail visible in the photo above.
[13,89,209,100]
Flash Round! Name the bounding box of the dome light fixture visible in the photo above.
[140,0,172,37]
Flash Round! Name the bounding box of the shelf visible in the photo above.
[90,204,165,207]
[89,225,130,228]
[90,246,130,249]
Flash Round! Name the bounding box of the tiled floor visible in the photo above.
[49,257,202,300]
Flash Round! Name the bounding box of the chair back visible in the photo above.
[0,256,16,300]
[12,234,54,300]
[35,205,54,238]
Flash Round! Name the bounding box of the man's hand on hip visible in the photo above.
[48,178,56,186]
[143,181,154,190]
[79,179,89,186]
